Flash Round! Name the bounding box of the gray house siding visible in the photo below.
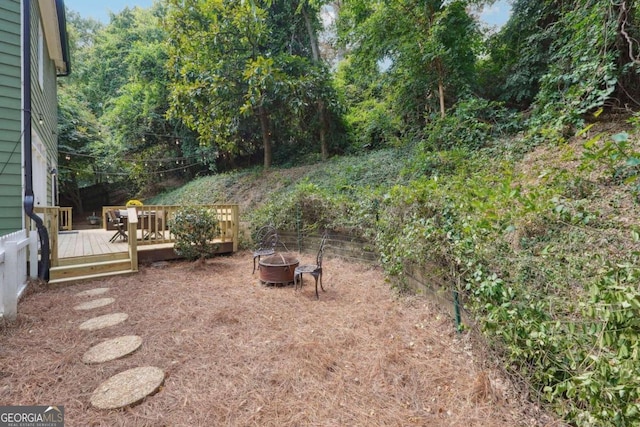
[0,0,23,235]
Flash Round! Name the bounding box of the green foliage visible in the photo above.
[343,99,401,151]
[165,0,339,169]
[61,6,205,196]
[527,1,624,141]
[57,86,101,188]
[478,0,559,108]
[337,0,481,137]
[364,134,640,425]
[421,98,522,151]
[333,56,398,152]
[168,206,221,262]
[581,119,640,189]
[543,260,640,426]
[249,180,345,234]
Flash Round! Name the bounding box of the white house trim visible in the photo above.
[37,0,67,75]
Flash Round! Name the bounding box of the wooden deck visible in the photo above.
[58,229,128,258]
[39,204,239,284]
[57,228,177,258]
[55,228,231,262]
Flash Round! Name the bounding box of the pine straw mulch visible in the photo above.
[0,252,562,426]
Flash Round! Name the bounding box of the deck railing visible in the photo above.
[59,207,72,231]
[101,204,239,250]
[34,206,60,266]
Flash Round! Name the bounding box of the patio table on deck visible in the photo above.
[105,209,167,241]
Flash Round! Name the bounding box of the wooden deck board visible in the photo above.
[58,229,129,258]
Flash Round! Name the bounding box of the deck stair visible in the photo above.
[49,253,135,285]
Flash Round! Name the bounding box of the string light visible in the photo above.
[61,162,203,177]
[59,150,202,164]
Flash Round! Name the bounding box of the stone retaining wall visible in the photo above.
[278,231,378,264]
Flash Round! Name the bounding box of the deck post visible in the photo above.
[232,205,239,252]
[127,207,139,272]
[50,208,59,267]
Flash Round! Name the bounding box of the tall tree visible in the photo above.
[57,85,102,212]
[300,0,330,160]
[479,0,560,108]
[57,11,104,211]
[166,0,333,169]
[99,5,202,193]
[337,0,480,133]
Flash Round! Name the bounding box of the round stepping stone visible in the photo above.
[74,297,115,311]
[76,287,110,297]
[90,366,165,410]
[82,335,143,364]
[79,313,128,331]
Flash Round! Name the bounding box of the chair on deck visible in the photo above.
[294,232,328,299]
[107,210,127,243]
[252,225,279,274]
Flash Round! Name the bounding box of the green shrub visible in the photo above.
[581,128,640,188]
[344,98,402,151]
[168,206,221,263]
[423,98,522,151]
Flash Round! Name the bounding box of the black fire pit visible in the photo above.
[258,254,299,285]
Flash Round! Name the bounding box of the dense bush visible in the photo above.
[372,131,640,425]
[168,206,221,263]
[344,98,402,151]
[422,98,523,152]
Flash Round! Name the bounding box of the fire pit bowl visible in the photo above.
[258,254,299,285]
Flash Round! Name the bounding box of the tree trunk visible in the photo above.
[303,6,329,161]
[319,100,328,161]
[436,59,446,118]
[258,105,272,170]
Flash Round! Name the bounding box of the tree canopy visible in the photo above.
[59,0,640,195]
[164,0,337,169]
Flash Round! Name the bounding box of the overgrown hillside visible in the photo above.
[148,148,409,223]
[150,118,640,426]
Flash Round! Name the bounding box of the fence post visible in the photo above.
[0,249,4,317]
[4,241,18,321]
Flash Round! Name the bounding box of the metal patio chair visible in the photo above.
[294,232,328,299]
[252,225,280,274]
[107,209,128,243]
